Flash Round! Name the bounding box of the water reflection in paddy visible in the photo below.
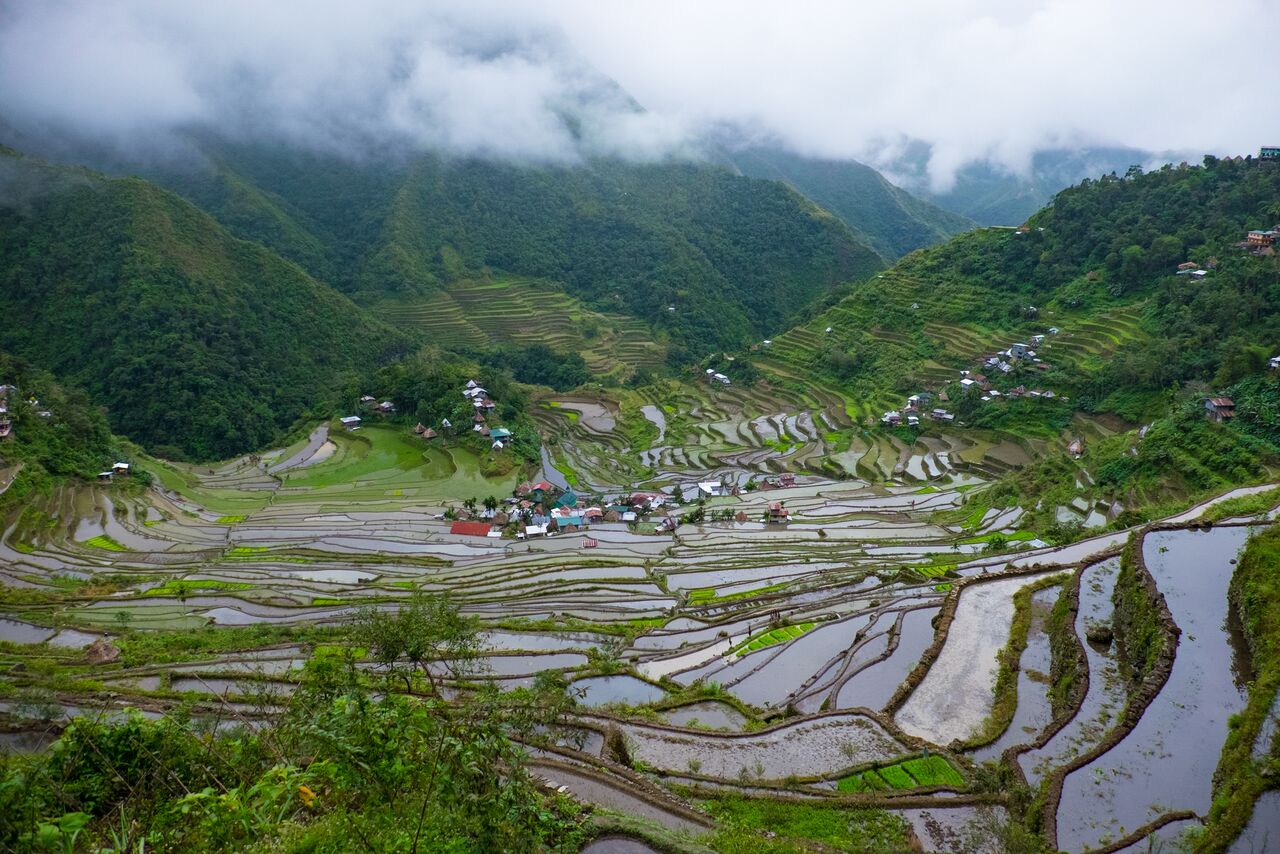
[1056,527,1252,852]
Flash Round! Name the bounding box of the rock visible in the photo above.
[1085,623,1113,646]
[85,638,120,664]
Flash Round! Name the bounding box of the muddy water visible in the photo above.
[528,761,706,834]
[1018,558,1124,786]
[612,713,906,780]
[833,607,939,712]
[572,675,666,707]
[1056,527,1252,852]
[894,805,1009,854]
[727,615,873,707]
[970,586,1060,761]
[0,618,54,644]
[580,836,661,854]
[898,573,1054,745]
[661,700,747,731]
[639,405,666,444]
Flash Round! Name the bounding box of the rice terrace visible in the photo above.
[4,359,1280,851]
[1,5,1280,850]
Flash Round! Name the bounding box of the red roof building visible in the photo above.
[450,521,492,537]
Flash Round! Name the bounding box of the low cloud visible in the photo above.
[0,0,1275,184]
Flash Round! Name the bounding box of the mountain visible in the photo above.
[0,349,124,509]
[726,146,975,259]
[887,143,1195,226]
[766,155,1280,515]
[146,139,887,352]
[0,149,411,460]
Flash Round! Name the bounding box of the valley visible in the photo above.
[3,356,1280,851]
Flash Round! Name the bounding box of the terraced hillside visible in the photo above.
[3,409,1277,852]
[762,262,1151,421]
[373,279,666,380]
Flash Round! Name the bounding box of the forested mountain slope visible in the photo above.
[765,155,1280,515]
[728,146,974,258]
[0,351,124,510]
[152,140,887,351]
[0,150,411,460]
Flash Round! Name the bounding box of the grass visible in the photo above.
[1201,485,1280,523]
[836,755,965,792]
[216,515,247,524]
[730,622,817,657]
[82,534,126,551]
[957,530,1038,545]
[900,755,966,787]
[310,597,343,606]
[688,581,791,606]
[142,580,254,598]
[699,794,911,853]
[227,546,269,556]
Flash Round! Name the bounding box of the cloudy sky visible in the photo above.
[0,0,1275,188]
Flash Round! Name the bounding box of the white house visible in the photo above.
[339,415,362,430]
[698,481,722,497]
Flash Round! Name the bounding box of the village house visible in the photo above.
[112,462,130,476]
[97,471,114,482]
[449,520,493,538]
[1205,396,1236,422]
[422,427,438,440]
[1031,334,1046,345]
[697,481,723,498]
[1176,261,1199,272]
[1068,438,1084,459]
[1269,355,1280,370]
[1261,146,1280,160]
[0,419,11,439]
[778,473,796,488]
[1009,342,1030,359]
[339,415,362,431]
[1245,230,1275,248]
[489,427,512,442]
[359,395,375,406]
[767,501,789,523]
[881,410,902,425]
[376,401,396,414]
[472,412,486,430]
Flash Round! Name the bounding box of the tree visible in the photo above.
[354,593,484,694]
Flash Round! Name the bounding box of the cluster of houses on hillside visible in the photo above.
[0,384,57,440]
[0,384,13,440]
[96,462,132,482]
[339,379,514,451]
[1174,260,1211,278]
[705,368,731,385]
[445,472,800,541]
[1240,225,1280,256]
[882,334,1061,427]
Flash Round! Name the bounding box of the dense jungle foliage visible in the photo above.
[0,150,412,461]
[728,146,974,259]
[0,596,589,853]
[138,139,888,351]
[0,352,125,510]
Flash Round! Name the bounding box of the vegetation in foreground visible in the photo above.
[0,595,589,853]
